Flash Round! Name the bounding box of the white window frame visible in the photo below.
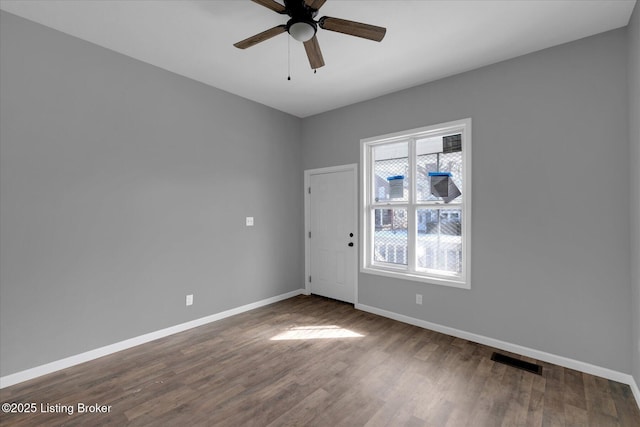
[360,118,471,289]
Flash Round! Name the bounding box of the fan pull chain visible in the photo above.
[287,35,291,81]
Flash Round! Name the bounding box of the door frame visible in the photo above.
[304,164,358,303]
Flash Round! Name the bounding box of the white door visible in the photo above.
[305,165,357,303]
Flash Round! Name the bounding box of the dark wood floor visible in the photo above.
[1,295,638,426]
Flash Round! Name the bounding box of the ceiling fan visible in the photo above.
[234,0,387,70]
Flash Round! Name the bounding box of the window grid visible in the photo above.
[362,119,471,288]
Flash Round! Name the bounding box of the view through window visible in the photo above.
[361,119,471,288]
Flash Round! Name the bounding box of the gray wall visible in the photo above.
[1,8,636,380]
[629,2,640,387]
[0,12,303,377]
[303,29,631,372]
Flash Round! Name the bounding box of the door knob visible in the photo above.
[349,233,354,237]
[348,242,354,247]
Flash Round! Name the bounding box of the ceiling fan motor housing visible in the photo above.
[283,0,320,19]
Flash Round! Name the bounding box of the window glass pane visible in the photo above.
[373,142,409,202]
[373,208,408,265]
[417,208,462,275]
[416,135,463,203]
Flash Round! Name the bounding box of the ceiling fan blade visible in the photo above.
[251,0,286,14]
[304,35,325,69]
[304,0,327,10]
[234,25,287,49]
[319,16,386,42]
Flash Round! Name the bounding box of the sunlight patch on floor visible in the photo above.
[270,325,365,340]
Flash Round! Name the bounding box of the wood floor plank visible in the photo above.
[266,387,332,427]
[500,370,534,427]
[610,379,640,427]
[1,295,638,426]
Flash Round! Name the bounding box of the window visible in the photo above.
[361,119,471,288]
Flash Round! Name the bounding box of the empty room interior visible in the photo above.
[1,0,640,425]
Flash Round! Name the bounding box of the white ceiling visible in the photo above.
[0,0,636,118]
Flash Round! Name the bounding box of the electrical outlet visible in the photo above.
[416,294,423,305]
[246,217,254,226]
[186,294,193,306]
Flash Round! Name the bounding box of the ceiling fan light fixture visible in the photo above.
[288,21,316,42]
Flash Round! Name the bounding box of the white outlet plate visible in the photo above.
[186,294,193,306]
[246,217,254,226]
[416,294,423,305]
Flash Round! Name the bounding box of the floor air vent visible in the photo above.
[490,352,543,375]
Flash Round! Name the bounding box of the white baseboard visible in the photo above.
[355,302,639,409]
[0,289,305,389]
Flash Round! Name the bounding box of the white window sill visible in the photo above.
[361,266,470,290]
